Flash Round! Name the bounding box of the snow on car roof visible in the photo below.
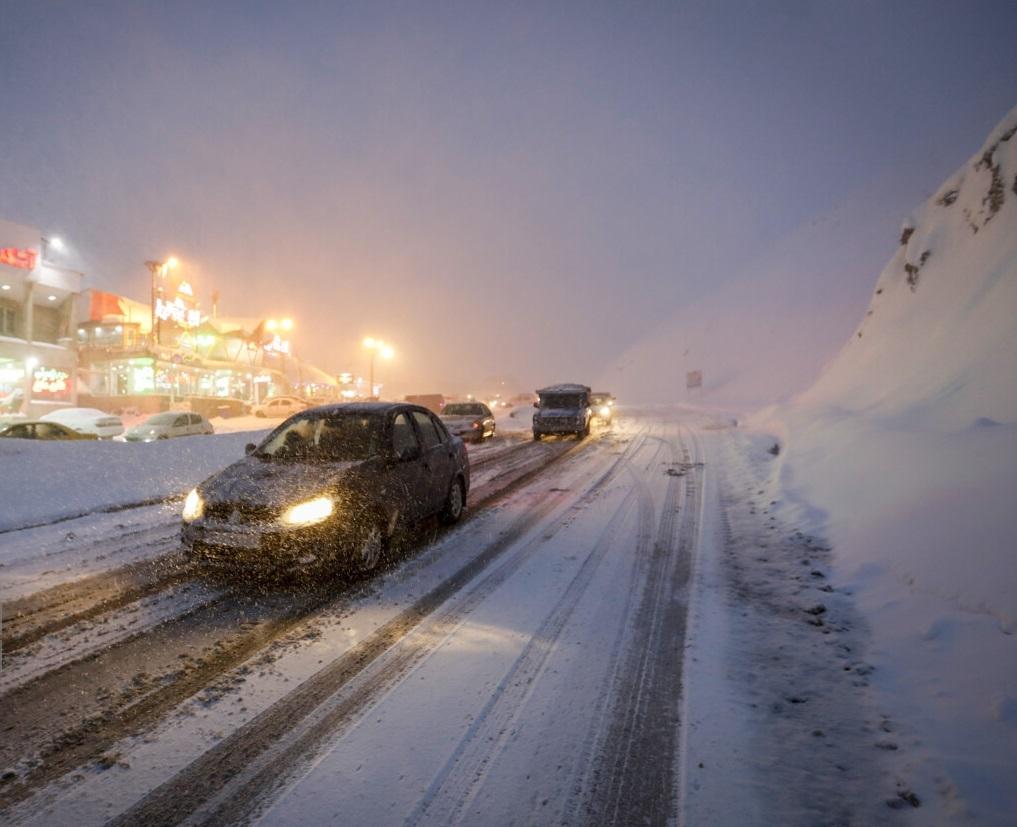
[535,383,591,394]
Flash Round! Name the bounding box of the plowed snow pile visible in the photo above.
[759,106,1017,824]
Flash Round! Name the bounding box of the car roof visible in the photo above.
[43,407,104,416]
[299,401,428,416]
[536,383,591,394]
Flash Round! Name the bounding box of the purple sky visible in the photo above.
[2,1,1015,396]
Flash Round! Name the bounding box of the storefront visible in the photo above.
[0,219,82,416]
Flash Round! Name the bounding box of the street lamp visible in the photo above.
[362,337,394,399]
[145,257,179,348]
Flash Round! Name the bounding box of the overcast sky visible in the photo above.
[2,1,1015,395]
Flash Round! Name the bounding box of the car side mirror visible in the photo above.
[245,442,257,455]
[533,402,540,409]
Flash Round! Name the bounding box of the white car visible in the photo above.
[124,412,215,442]
[40,407,125,439]
[252,396,309,419]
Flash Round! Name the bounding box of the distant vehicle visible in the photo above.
[441,402,496,443]
[181,403,470,574]
[532,384,592,440]
[0,420,99,440]
[252,396,309,418]
[590,392,616,423]
[40,407,125,439]
[124,412,215,442]
[404,394,445,414]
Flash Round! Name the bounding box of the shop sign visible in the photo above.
[155,296,201,328]
[0,247,37,270]
[32,367,71,399]
[264,334,291,354]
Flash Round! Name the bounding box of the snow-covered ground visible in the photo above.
[748,106,1017,824]
[0,430,271,533]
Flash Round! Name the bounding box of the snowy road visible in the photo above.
[0,412,710,826]
[2,409,899,825]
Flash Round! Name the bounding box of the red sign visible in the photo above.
[0,247,37,270]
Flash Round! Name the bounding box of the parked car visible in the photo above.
[40,407,125,439]
[590,391,616,423]
[532,384,592,440]
[181,403,470,573]
[440,402,496,442]
[124,412,215,442]
[0,420,99,440]
[251,396,309,419]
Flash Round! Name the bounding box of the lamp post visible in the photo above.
[362,337,394,400]
[145,256,179,349]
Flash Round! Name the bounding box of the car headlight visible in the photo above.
[599,405,611,417]
[281,496,334,527]
[182,488,204,522]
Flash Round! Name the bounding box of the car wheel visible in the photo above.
[533,432,542,441]
[357,523,386,572]
[255,410,265,418]
[440,477,465,525]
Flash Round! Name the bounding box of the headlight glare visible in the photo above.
[282,496,334,527]
[182,488,204,522]
[599,406,611,417]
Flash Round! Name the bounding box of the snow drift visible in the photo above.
[763,105,1017,824]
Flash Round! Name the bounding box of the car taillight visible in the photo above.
[472,421,480,429]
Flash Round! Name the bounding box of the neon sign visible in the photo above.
[32,367,70,399]
[155,296,201,328]
[264,334,291,354]
[0,247,37,270]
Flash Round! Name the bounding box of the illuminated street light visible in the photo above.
[49,237,65,251]
[362,337,395,399]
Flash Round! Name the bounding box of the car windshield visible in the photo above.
[539,394,584,409]
[145,413,179,425]
[444,404,485,416]
[256,412,385,462]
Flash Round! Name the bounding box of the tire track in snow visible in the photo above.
[579,422,703,826]
[405,435,663,826]
[0,433,600,815]
[112,430,647,827]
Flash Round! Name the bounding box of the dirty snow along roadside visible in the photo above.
[752,106,1017,825]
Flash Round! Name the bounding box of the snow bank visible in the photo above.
[760,105,1017,823]
[0,431,269,532]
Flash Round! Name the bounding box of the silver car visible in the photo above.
[440,402,496,443]
[125,412,214,442]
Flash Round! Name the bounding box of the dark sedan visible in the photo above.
[0,420,99,440]
[181,403,470,573]
[440,402,496,443]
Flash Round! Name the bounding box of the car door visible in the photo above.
[171,414,189,437]
[411,410,452,514]
[34,423,64,440]
[384,411,429,526]
[4,423,33,439]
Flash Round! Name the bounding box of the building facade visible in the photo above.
[0,219,82,417]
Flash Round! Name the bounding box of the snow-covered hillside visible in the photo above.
[762,105,1017,824]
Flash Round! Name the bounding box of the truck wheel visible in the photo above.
[533,432,542,441]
